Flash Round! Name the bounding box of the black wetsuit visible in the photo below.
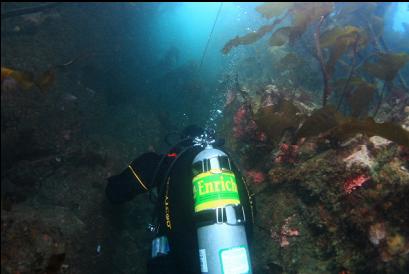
[105,138,255,274]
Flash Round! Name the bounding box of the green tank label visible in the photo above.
[192,170,240,212]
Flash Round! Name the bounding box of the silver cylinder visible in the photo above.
[197,215,251,274]
[193,146,252,274]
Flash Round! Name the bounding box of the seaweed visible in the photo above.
[222,2,333,54]
[1,67,55,92]
[35,69,55,91]
[314,16,332,107]
[334,117,409,147]
[270,2,334,47]
[255,2,293,19]
[1,53,92,93]
[222,12,289,54]
[2,67,34,90]
[254,99,302,145]
[320,26,367,76]
[363,52,409,82]
[278,52,306,70]
[290,2,334,40]
[346,82,376,117]
[336,2,378,21]
[269,26,293,47]
[296,106,343,139]
[296,106,409,147]
[333,77,376,117]
[370,15,384,39]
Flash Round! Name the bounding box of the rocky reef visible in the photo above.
[2,2,409,274]
[219,81,409,273]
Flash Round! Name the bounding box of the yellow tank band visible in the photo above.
[128,165,148,191]
[195,199,240,212]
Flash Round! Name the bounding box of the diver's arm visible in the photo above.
[105,152,162,204]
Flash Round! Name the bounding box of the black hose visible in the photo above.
[149,137,194,203]
[150,144,197,229]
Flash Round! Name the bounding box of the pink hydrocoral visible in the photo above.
[246,170,265,184]
[344,174,370,194]
[274,143,299,164]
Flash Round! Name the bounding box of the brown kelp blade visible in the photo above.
[296,106,343,139]
[296,106,409,147]
[269,26,293,47]
[1,67,34,90]
[222,23,276,54]
[256,2,294,19]
[363,52,409,81]
[346,81,376,117]
[334,118,409,148]
[1,67,55,92]
[255,99,301,145]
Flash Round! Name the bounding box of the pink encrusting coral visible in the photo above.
[246,169,266,184]
[343,174,371,194]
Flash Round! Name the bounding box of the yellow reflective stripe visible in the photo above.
[195,199,240,212]
[193,169,233,181]
[128,165,148,191]
[242,176,255,225]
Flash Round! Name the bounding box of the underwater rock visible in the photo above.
[343,145,375,169]
[245,169,266,184]
[274,143,299,165]
[297,138,318,161]
[233,104,257,141]
[270,215,300,248]
[368,222,386,246]
[268,166,291,185]
[369,136,392,150]
[0,205,85,274]
[224,88,236,107]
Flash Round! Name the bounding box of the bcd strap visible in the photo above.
[195,204,246,227]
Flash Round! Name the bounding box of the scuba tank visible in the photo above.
[192,131,252,274]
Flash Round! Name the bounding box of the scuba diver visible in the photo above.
[105,125,255,274]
